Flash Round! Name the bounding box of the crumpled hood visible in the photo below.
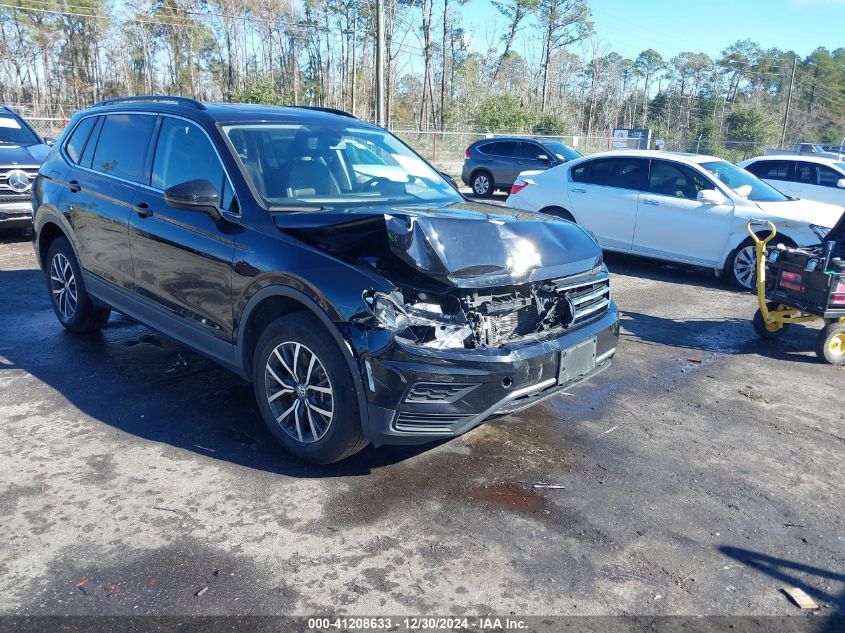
[0,143,50,167]
[753,199,844,230]
[273,201,604,288]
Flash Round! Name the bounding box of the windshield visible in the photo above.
[701,160,789,202]
[0,115,41,146]
[541,141,582,162]
[223,123,462,207]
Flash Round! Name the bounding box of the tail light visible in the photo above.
[779,271,803,292]
[510,180,529,195]
[833,282,845,306]
[464,146,471,159]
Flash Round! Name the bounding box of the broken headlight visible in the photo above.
[367,292,472,350]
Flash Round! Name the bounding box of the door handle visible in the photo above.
[68,180,81,193]
[134,202,153,218]
[641,198,660,205]
[570,187,587,194]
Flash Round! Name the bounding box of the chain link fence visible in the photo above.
[393,129,772,177]
[20,117,773,176]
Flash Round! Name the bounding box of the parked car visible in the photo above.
[764,143,844,160]
[33,96,619,464]
[506,151,842,289]
[0,105,55,232]
[461,136,581,197]
[738,155,845,208]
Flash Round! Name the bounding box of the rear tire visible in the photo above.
[816,322,845,365]
[471,171,494,197]
[46,237,110,333]
[252,312,368,464]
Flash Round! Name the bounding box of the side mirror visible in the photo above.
[697,189,726,205]
[43,136,57,147]
[837,178,845,189]
[537,154,550,162]
[439,171,459,190]
[164,179,221,220]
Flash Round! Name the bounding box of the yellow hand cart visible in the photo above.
[748,219,845,365]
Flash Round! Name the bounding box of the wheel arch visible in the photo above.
[718,230,798,274]
[236,285,373,440]
[36,220,73,270]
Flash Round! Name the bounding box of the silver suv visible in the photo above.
[461,136,581,197]
[0,106,54,231]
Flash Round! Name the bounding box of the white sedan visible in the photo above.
[739,155,845,208]
[506,151,843,288]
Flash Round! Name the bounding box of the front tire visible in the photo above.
[753,302,790,340]
[471,171,493,197]
[252,312,368,464]
[816,322,845,365]
[727,239,758,290]
[46,237,110,333]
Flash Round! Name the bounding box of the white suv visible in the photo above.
[739,155,845,208]
[506,151,843,288]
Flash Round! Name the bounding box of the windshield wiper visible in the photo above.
[269,204,334,213]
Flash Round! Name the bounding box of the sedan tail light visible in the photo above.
[464,146,471,159]
[510,180,529,195]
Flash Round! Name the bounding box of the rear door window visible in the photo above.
[90,114,156,182]
[571,162,591,183]
[586,157,648,190]
[64,117,97,164]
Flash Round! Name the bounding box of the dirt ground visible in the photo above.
[0,227,842,623]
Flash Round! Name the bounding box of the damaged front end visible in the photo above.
[364,269,612,351]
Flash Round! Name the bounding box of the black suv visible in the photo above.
[462,136,582,197]
[0,105,55,231]
[33,96,619,463]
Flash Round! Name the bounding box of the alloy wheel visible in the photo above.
[473,175,490,195]
[732,245,756,289]
[50,253,78,321]
[264,341,334,443]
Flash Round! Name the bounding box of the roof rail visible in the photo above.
[290,105,356,119]
[93,95,206,110]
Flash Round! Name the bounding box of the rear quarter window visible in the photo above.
[64,117,97,164]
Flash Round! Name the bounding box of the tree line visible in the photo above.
[1,0,844,149]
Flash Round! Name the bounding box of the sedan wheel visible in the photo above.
[731,244,757,289]
[264,341,334,443]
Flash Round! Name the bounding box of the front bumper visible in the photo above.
[355,301,620,445]
[0,203,33,229]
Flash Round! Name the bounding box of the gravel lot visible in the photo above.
[0,221,842,622]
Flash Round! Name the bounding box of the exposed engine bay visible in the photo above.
[273,202,611,349]
[366,273,611,350]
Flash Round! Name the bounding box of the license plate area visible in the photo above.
[559,338,597,384]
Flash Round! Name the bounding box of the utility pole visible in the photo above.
[375,0,386,127]
[780,54,796,148]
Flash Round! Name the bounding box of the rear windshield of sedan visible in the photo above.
[701,160,789,202]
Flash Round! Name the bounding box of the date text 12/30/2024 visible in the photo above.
[307,617,528,630]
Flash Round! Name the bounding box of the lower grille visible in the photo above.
[405,382,479,404]
[393,411,475,433]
